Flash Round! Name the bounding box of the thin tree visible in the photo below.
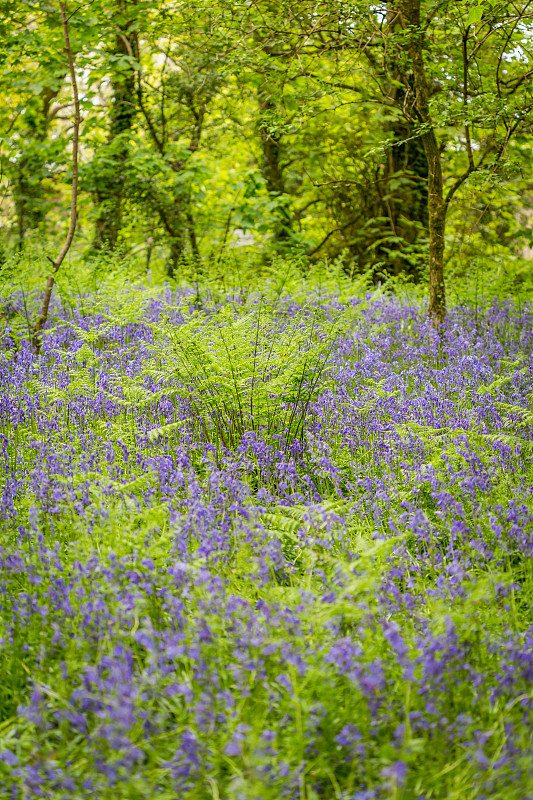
[32,0,80,353]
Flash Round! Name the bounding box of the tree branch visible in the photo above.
[32,0,80,353]
[462,26,475,171]
[306,217,361,258]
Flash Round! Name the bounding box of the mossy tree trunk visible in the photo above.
[381,17,429,279]
[258,92,292,248]
[92,11,137,251]
[399,0,446,326]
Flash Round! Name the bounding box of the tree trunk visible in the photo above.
[376,7,429,279]
[13,84,63,251]
[399,0,446,326]
[424,133,446,326]
[258,88,292,248]
[93,18,136,251]
[167,233,185,279]
[15,164,25,252]
[186,210,202,276]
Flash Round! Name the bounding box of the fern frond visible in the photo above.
[477,365,528,396]
[147,421,184,442]
[494,401,533,428]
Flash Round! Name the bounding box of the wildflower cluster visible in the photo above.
[1,287,533,799]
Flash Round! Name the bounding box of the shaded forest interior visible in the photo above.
[1,0,532,313]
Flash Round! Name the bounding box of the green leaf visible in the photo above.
[467,5,484,24]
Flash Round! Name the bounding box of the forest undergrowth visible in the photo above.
[1,267,533,799]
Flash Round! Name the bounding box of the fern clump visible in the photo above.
[144,300,343,452]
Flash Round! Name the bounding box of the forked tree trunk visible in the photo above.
[399,0,446,327]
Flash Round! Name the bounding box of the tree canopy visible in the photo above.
[1,0,532,320]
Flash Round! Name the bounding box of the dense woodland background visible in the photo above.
[1,0,533,311]
[4,5,533,796]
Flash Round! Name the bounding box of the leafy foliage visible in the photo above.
[1,0,532,289]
